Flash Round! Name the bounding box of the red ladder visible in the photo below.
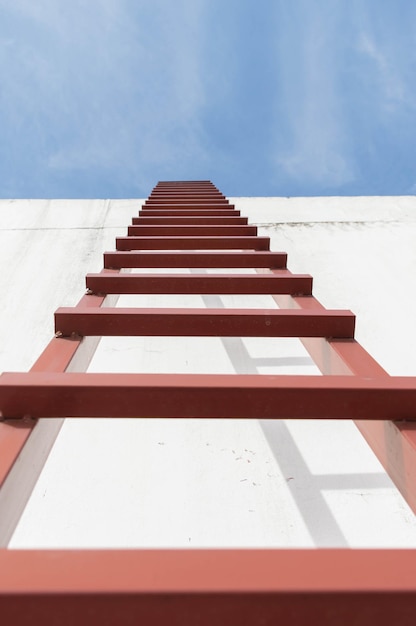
[1,180,416,625]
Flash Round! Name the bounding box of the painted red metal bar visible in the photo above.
[2,372,416,420]
[153,188,218,190]
[139,209,239,216]
[149,187,224,191]
[147,200,228,206]
[146,191,226,195]
[85,272,313,295]
[155,179,213,183]
[138,201,232,211]
[0,289,115,546]
[148,190,226,194]
[54,307,355,338]
[149,188,225,194]
[0,294,107,488]
[116,236,270,250]
[149,191,226,197]
[150,193,222,197]
[269,285,416,515]
[149,193,221,197]
[133,216,248,225]
[144,198,231,203]
[144,197,230,202]
[127,225,258,236]
[104,250,287,269]
[2,549,416,626]
[144,196,230,202]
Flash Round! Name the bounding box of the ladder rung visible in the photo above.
[116,236,270,251]
[127,225,258,236]
[133,217,248,225]
[142,205,234,211]
[139,209,239,217]
[85,272,313,295]
[146,193,227,196]
[145,199,230,206]
[1,373,415,420]
[54,307,355,338]
[103,250,287,269]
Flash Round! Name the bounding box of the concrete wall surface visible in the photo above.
[1,196,416,548]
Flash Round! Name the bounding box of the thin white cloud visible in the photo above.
[358,33,413,112]
[0,0,209,194]
[3,0,416,197]
[273,3,355,189]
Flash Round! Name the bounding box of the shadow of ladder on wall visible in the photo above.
[1,180,416,625]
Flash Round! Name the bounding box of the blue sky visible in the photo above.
[1,0,416,198]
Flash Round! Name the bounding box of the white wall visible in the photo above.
[2,196,416,549]
[236,195,416,375]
